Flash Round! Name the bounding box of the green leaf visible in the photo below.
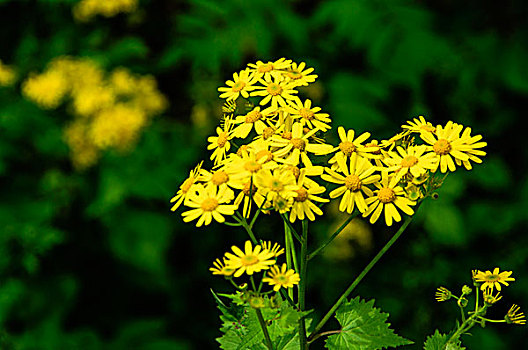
[423,330,448,350]
[325,297,413,349]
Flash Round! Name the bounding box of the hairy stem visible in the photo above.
[255,308,274,350]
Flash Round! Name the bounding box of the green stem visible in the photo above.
[255,308,274,350]
[234,213,258,245]
[298,220,309,349]
[308,215,414,341]
[281,214,302,243]
[307,211,359,261]
[284,221,294,301]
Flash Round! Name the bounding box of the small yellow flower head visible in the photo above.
[224,241,276,278]
[73,0,138,21]
[22,70,69,109]
[261,241,285,258]
[209,258,235,277]
[461,285,472,296]
[0,60,17,86]
[482,290,502,305]
[505,304,526,325]
[435,286,452,302]
[249,296,266,309]
[473,267,515,292]
[263,263,300,292]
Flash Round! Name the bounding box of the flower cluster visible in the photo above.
[22,56,167,169]
[210,240,300,293]
[171,58,486,227]
[73,0,138,22]
[0,59,17,87]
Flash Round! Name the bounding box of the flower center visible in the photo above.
[288,166,300,179]
[433,138,452,155]
[299,108,314,120]
[232,81,246,92]
[378,187,395,203]
[286,70,302,79]
[241,255,259,266]
[245,110,262,123]
[339,141,356,157]
[217,132,228,148]
[256,149,273,162]
[201,198,219,211]
[294,188,309,202]
[242,181,257,196]
[486,274,500,282]
[270,179,284,192]
[266,83,283,96]
[276,275,288,283]
[211,171,229,185]
[244,160,262,173]
[258,63,273,73]
[262,127,275,140]
[281,131,292,140]
[180,178,194,193]
[344,174,362,191]
[290,138,306,151]
[401,155,419,168]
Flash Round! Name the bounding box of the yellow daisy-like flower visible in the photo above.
[207,117,234,165]
[454,126,487,170]
[251,74,298,108]
[232,106,277,139]
[402,115,436,134]
[263,263,300,291]
[0,60,16,86]
[270,122,333,167]
[224,241,276,277]
[226,148,278,184]
[322,153,380,214]
[247,58,292,80]
[505,304,526,325]
[209,258,235,276]
[254,167,298,203]
[420,121,482,173]
[282,61,317,87]
[170,161,203,211]
[218,69,257,101]
[285,98,331,132]
[383,145,438,179]
[482,289,502,305]
[435,286,452,302]
[261,241,285,257]
[473,268,515,292]
[289,169,329,222]
[329,126,377,169]
[181,184,237,227]
[22,70,69,109]
[363,171,416,226]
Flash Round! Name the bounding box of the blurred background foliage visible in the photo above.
[0,0,526,348]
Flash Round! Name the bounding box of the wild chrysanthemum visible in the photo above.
[402,116,436,134]
[232,106,277,139]
[218,69,257,101]
[209,258,235,276]
[383,145,438,179]
[251,75,298,108]
[454,126,487,170]
[254,168,298,203]
[505,304,526,325]
[263,263,300,291]
[328,126,377,169]
[270,123,333,167]
[226,148,278,183]
[181,184,237,227]
[224,241,276,277]
[474,268,515,292]
[247,58,292,80]
[363,171,416,226]
[289,169,329,222]
[282,61,317,87]
[207,117,234,165]
[285,98,331,132]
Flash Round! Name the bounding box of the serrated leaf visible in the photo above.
[325,297,413,350]
[423,330,448,350]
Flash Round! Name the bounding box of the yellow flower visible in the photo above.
[224,241,276,277]
[282,61,317,87]
[322,153,380,214]
[22,70,69,109]
[255,167,298,203]
[505,304,526,325]
[454,126,487,170]
[363,171,416,226]
[420,121,485,173]
[207,117,234,166]
[482,289,502,305]
[263,263,300,291]
[401,115,436,134]
[231,178,265,218]
[435,286,452,302]
[247,58,292,80]
[72,85,116,117]
[218,69,257,101]
[170,161,204,211]
[225,148,278,184]
[0,60,16,86]
[181,184,237,227]
[261,242,285,257]
[232,106,277,139]
[289,169,329,222]
[285,98,331,132]
[73,0,138,21]
[383,145,438,179]
[269,122,333,167]
[209,258,236,276]
[328,126,377,169]
[251,74,299,108]
[474,268,515,292]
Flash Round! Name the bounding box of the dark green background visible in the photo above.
[0,0,526,348]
